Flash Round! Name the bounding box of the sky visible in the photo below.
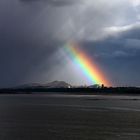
[0,0,140,87]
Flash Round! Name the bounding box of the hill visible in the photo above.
[15,81,71,89]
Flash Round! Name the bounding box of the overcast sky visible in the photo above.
[0,0,140,87]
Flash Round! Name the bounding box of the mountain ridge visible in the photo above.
[16,81,72,89]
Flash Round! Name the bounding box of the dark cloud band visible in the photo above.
[20,0,81,6]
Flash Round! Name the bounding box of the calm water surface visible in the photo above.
[0,93,140,140]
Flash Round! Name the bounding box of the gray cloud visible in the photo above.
[125,39,140,49]
[79,38,140,86]
[0,0,140,87]
[20,0,81,6]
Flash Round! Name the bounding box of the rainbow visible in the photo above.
[64,42,111,86]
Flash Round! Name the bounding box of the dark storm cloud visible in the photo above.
[0,4,60,88]
[0,0,73,87]
[80,25,140,86]
[0,0,140,87]
[104,23,140,50]
[0,34,59,87]
[0,0,69,87]
[20,0,81,6]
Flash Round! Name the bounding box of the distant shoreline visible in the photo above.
[0,87,140,95]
